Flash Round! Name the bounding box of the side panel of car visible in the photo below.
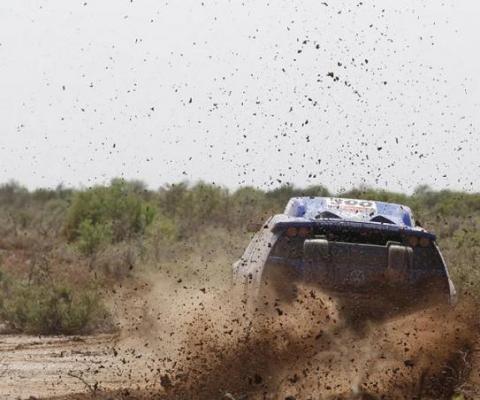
[233,217,280,297]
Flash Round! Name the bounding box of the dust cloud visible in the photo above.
[77,271,477,400]
[162,284,476,400]
[20,262,477,400]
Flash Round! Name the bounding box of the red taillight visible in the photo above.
[419,237,431,247]
[286,227,298,237]
[286,226,311,238]
[408,236,419,247]
[298,227,311,238]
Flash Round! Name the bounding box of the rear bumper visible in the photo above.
[262,260,454,305]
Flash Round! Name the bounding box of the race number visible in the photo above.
[325,198,377,220]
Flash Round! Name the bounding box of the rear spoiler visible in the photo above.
[272,219,436,241]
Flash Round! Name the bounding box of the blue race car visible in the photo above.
[233,197,456,311]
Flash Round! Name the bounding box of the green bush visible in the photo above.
[76,219,112,256]
[0,181,30,208]
[0,272,106,335]
[230,186,270,225]
[64,179,155,244]
[158,182,230,234]
[146,215,179,261]
[147,215,178,242]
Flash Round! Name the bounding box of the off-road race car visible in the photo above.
[233,197,456,315]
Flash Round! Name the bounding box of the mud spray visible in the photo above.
[163,285,476,400]
[49,269,478,400]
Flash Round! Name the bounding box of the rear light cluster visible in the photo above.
[286,226,312,238]
[407,236,431,248]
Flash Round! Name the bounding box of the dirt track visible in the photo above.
[1,273,479,400]
[0,334,127,399]
[0,274,179,399]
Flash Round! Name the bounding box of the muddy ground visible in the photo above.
[1,271,480,400]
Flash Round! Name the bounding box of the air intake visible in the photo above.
[370,215,395,224]
[315,211,341,219]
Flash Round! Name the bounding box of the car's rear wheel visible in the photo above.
[251,262,298,317]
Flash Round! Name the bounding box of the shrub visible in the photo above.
[175,182,230,227]
[76,219,112,256]
[64,180,155,243]
[95,241,139,279]
[148,215,178,242]
[157,182,189,218]
[230,186,270,226]
[158,182,230,234]
[0,271,107,335]
[146,215,179,261]
[265,184,299,211]
[0,181,30,208]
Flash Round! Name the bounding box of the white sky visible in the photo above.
[0,0,479,192]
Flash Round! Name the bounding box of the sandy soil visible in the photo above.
[0,278,170,399]
[0,334,122,399]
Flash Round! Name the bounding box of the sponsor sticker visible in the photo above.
[325,198,377,221]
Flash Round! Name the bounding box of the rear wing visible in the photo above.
[271,219,436,241]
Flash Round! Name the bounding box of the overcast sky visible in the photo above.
[1,0,479,192]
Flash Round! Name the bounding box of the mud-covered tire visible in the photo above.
[243,263,298,321]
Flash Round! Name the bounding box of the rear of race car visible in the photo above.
[266,220,454,305]
[233,197,456,312]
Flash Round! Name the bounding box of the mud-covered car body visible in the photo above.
[233,197,456,305]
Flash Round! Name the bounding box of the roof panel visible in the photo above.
[284,197,414,227]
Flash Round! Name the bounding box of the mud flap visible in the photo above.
[386,243,413,282]
[303,239,330,283]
